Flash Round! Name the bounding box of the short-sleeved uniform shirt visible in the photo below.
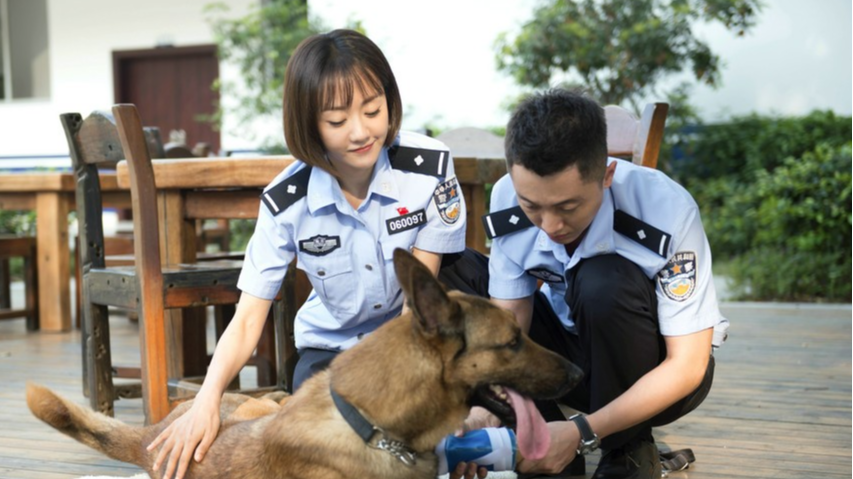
[238,131,467,351]
[487,158,728,347]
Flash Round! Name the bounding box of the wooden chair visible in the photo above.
[71,126,163,328]
[61,107,288,423]
[605,103,669,169]
[0,236,38,330]
[71,126,232,327]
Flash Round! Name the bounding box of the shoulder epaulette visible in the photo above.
[613,210,671,257]
[389,145,449,178]
[260,166,312,215]
[482,206,534,240]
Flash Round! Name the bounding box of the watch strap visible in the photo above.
[569,414,599,454]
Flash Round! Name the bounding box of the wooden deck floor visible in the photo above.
[0,302,850,478]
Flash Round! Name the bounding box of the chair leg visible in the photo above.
[83,298,116,416]
[275,265,299,393]
[23,252,39,331]
[0,258,10,310]
[214,304,236,339]
[182,307,208,378]
[255,316,276,386]
[140,306,171,425]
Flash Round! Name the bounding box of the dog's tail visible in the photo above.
[26,382,145,465]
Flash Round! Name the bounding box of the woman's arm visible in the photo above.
[148,292,273,479]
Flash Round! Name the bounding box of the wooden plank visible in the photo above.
[0,174,75,192]
[184,190,262,220]
[116,156,294,189]
[0,193,35,210]
[115,157,508,189]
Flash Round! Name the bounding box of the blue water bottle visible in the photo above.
[436,427,517,475]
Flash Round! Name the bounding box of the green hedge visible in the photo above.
[674,110,852,182]
[677,111,852,302]
[702,141,853,302]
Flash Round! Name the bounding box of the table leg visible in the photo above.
[36,192,71,332]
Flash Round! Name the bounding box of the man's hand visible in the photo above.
[516,421,580,475]
[459,406,502,434]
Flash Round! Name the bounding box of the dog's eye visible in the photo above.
[505,335,522,351]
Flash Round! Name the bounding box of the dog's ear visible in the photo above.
[393,248,459,335]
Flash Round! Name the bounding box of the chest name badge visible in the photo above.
[658,251,697,302]
[433,176,462,225]
[299,235,341,256]
[386,209,427,235]
[526,268,565,284]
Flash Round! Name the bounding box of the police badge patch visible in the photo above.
[658,251,697,302]
[527,268,564,283]
[433,176,461,225]
[298,235,341,256]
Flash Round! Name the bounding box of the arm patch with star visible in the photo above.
[433,176,462,225]
[658,251,697,302]
[260,166,312,216]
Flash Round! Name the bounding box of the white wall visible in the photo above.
[0,0,257,166]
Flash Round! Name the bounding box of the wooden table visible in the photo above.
[0,171,128,332]
[115,155,507,256]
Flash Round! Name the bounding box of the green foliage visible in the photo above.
[0,210,36,281]
[0,210,35,236]
[229,219,257,252]
[203,0,324,148]
[723,144,852,301]
[673,110,853,182]
[495,0,762,108]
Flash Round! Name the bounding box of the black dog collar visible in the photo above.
[330,386,417,466]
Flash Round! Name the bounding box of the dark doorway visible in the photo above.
[113,45,220,153]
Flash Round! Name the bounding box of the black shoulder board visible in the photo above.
[389,145,449,178]
[260,166,312,216]
[481,206,534,240]
[613,209,671,257]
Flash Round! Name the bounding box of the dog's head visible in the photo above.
[392,248,583,459]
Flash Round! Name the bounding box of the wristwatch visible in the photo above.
[569,414,600,455]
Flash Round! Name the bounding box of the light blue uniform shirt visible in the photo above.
[488,158,728,347]
[238,132,467,350]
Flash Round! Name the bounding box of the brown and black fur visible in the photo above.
[28,249,581,479]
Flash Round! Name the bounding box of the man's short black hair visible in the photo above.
[504,88,608,181]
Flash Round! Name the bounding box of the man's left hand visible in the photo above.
[516,421,580,475]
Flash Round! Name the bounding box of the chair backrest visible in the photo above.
[163,143,194,158]
[60,110,165,277]
[111,105,167,306]
[605,102,669,169]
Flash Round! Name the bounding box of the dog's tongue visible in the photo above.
[505,387,550,460]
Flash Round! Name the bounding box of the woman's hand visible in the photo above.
[447,407,503,479]
[459,406,502,434]
[147,395,222,479]
[449,461,489,479]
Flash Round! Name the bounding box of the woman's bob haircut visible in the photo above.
[282,29,402,174]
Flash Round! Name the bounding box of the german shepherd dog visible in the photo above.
[28,249,582,479]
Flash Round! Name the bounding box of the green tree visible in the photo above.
[495,0,762,109]
[204,0,323,150]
